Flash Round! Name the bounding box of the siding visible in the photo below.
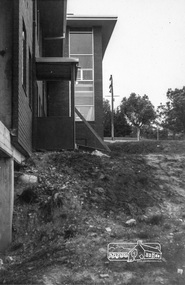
[12,0,33,155]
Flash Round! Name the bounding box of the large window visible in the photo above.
[22,21,27,91]
[69,30,94,121]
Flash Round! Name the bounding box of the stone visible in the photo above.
[99,248,107,254]
[19,174,38,184]
[177,269,183,275]
[126,218,136,226]
[105,227,111,232]
[99,274,109,278]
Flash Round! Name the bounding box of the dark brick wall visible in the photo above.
[47,81,70,117]
[12,0,33,156]
[0,0,13,129]
[47,29,70,118]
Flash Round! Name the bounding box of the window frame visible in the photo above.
[69,30,95,121]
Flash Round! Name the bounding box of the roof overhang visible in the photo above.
[38,0,67,38]
[67,15,117,57]
[36,57,79,81]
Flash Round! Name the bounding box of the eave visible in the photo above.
[67,15,117,57]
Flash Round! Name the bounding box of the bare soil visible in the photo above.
[1,140,185,284]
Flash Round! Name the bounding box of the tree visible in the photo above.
[114,107,132,137]
[103,99,111,137]
[157,87,185,138]
[120,93,156,140]
[103,99,132,137]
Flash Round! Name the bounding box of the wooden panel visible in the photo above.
[36,117,74,150]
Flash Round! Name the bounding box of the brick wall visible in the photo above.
[0,1,13,129]
[47,81,70,117]
[12,0,33,156]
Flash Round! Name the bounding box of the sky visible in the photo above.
[67,0,185,109]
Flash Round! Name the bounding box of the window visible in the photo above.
[69,30,94,121]
[22,21,27,91]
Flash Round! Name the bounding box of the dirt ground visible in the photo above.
[1,140,185,284]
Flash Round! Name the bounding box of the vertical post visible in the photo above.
[109,75,114,141]
[71,65,76,149]
[0,158,14,251]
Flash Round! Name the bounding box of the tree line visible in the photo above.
[103,87,185,140]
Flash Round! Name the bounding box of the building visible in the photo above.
[0,0,117,251]
[66,15,117,149]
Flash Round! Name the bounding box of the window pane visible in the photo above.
[77,69,81,80]
[75,96,93,105]
[76,106,94,121]
[75,92,93,105]
[71,55,93,68]
[75,85,93,92]
[70,33,92,54]
[83,69,93,80]
[77,80,94,85]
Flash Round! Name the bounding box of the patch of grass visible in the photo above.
[108,141,164,155]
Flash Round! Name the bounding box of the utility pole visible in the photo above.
[109,75,114,140]
[106,75,119,141]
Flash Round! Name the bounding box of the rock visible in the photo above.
[91,150,110,158]
[99,248,107,254]
[99,174,108,180]
[90,233,97,237]
[177,269,183,275]
[105,227,111,232]
[99,274,109,278]
[19,174,38,184]
[126,218,136,226]
[96,187,105,195]
[5,256,14,263]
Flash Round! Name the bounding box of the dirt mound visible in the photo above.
[1,141,185,284]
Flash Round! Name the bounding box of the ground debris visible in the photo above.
[1,141,185,284]
[125,218,137,226]
[99,273,109,278]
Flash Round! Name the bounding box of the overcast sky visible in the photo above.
[67,0,185,109]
